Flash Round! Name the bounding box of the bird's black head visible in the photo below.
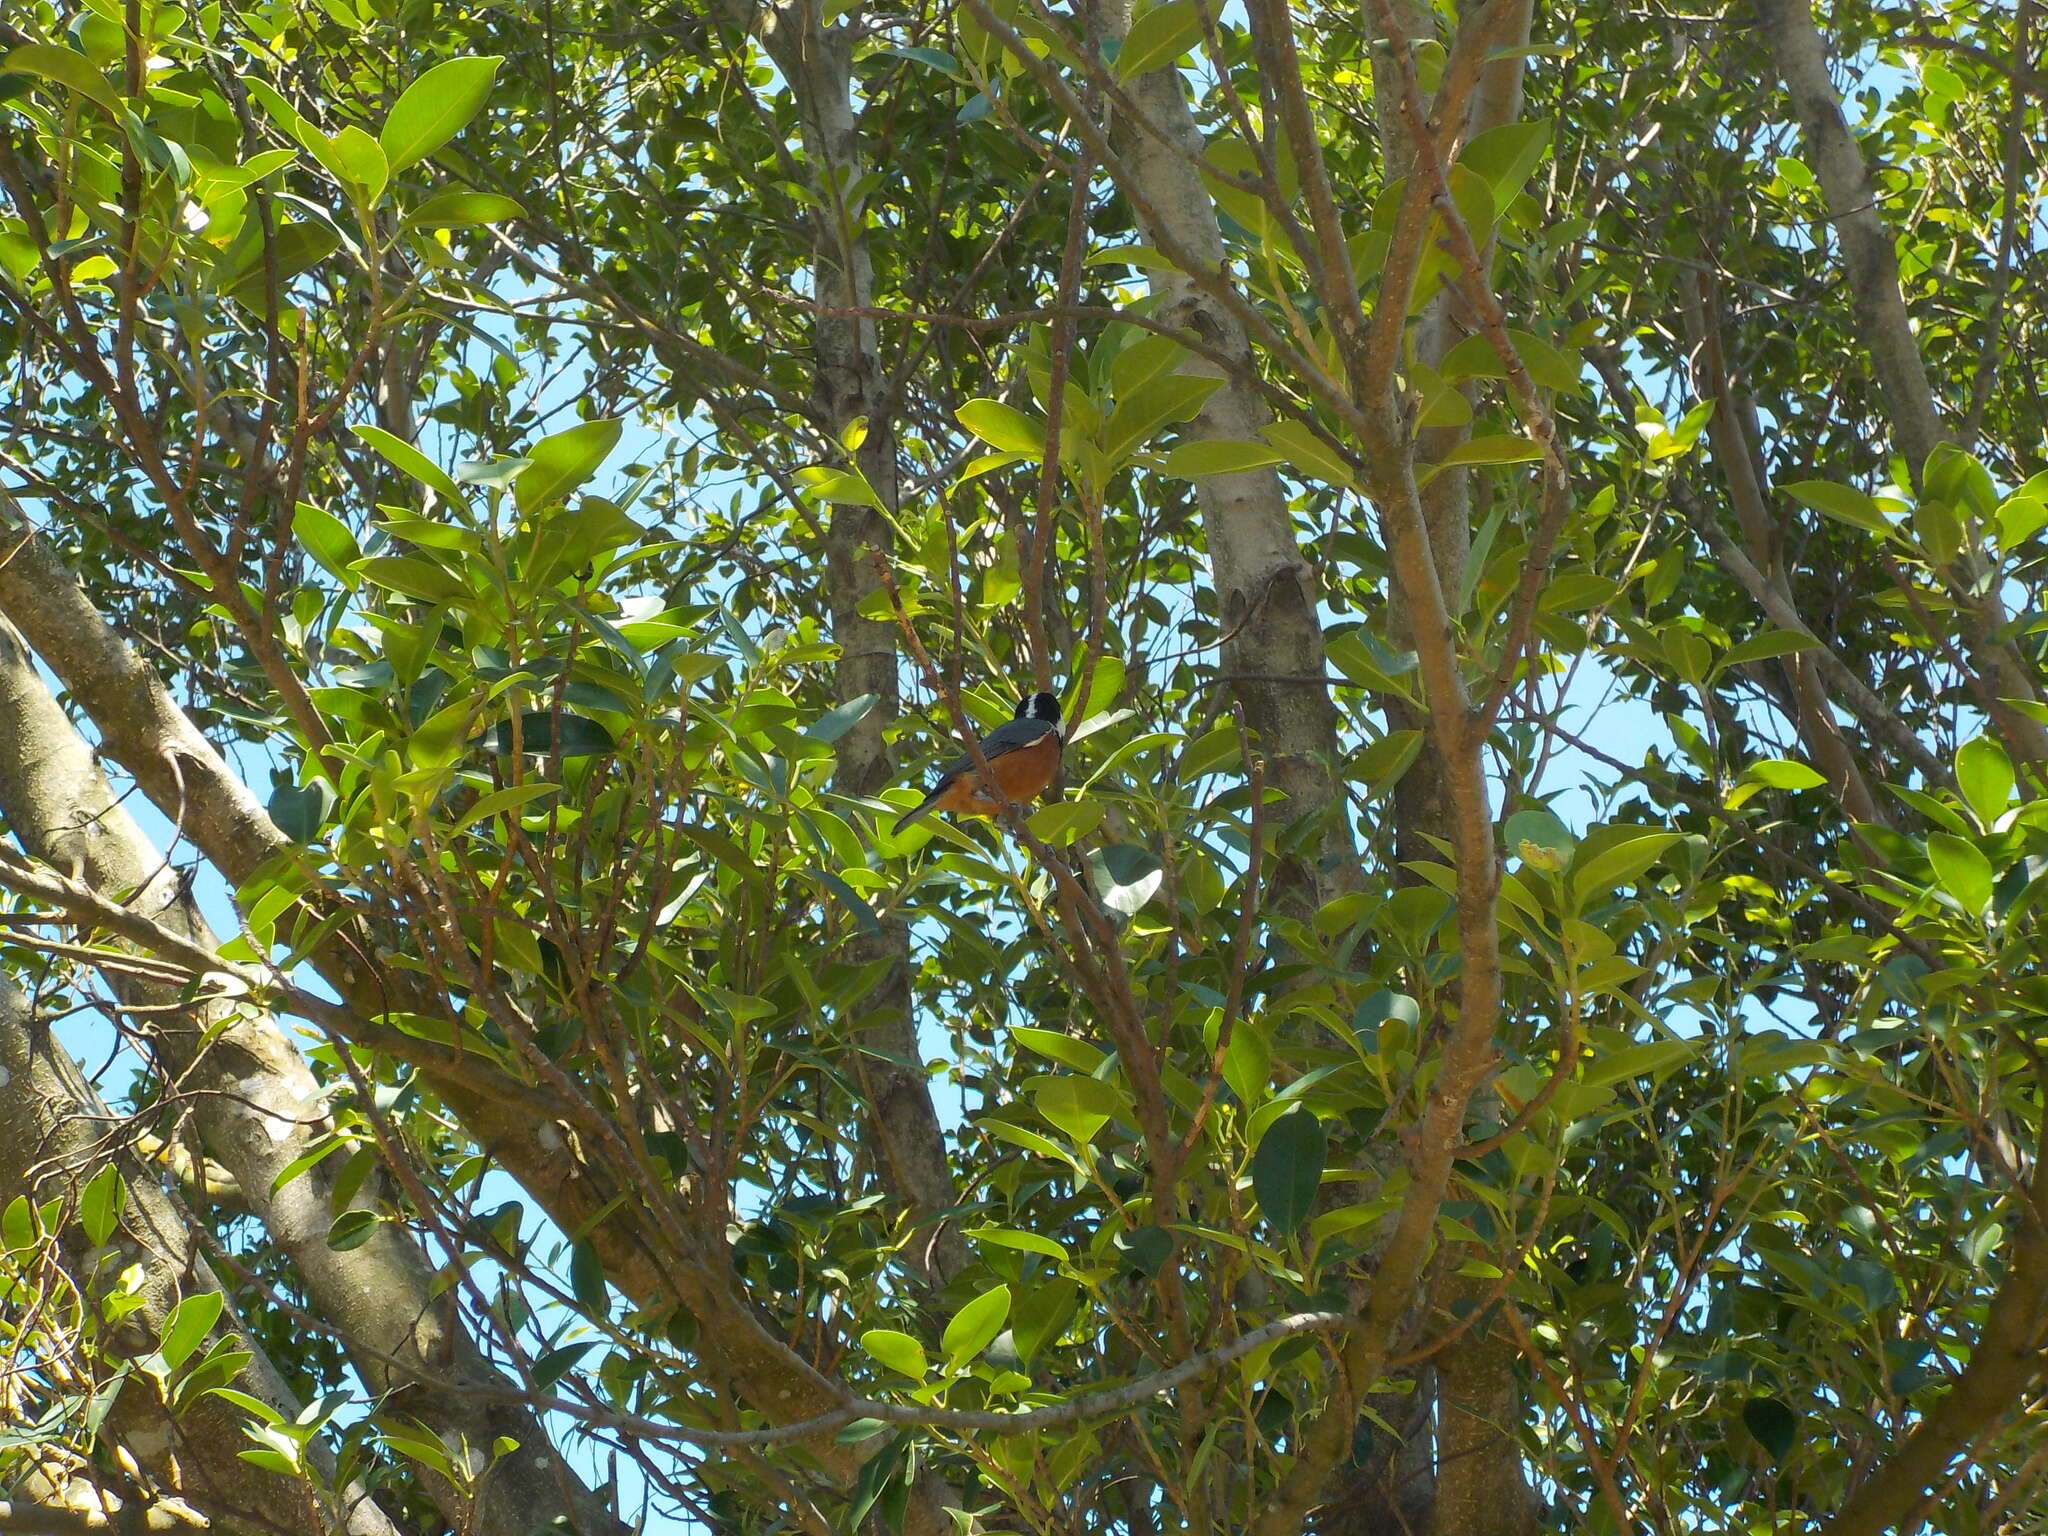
[1017,691,1061,726]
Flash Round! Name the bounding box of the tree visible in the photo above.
[0,0,2044,1532]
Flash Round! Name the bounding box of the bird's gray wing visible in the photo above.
[933,718,1053,781]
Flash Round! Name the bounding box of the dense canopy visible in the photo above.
[1,1,2045,1534]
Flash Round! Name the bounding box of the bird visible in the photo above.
[892,691,1064,835]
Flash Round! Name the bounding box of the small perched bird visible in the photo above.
[892,691,1064,834]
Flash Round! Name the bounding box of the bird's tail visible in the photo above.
[891,796,938,835]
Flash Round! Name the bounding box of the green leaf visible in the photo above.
[380,55,504,173]
[268,779,337,844]
[1923,443,1997,519]
[1087,843,1163,917]
[1955,736,2013,824]
[1741,1397,1798,1464]
[326,1209,380,1251]
[1222,1023,1270,1109]
[158,1292,223,1371]
[570,1240,607,1316]
[1784,480,1889,534]
[328,125,387,204]
[1067,654,1127,729]
[353,555,466,605]
[1927,833,1993,914]
[1744,758,1826,790]
[1102,374,1221,463]
[957,398,1047,456]
[1110,332,1188,399]
[1010,1026,1105,1074]
[807,693,877,744]
[967,1225,1069,1260]
[1352,991,1421,1047]
[796,467,882,508]
[2,1195,33,1255]
[1027,798,1104,843]
[485,712,617,759]
[1115,0,1205,78]
[516,418,623,514]
[1009,1277,1081,1361]
[1995,494,2048,549]
[1457,118,1552,208]
[1029,1074,1120,1144]
[268,1138,347,1196]
[353,425,468,509]
[207,1387,287,1426]
[1258,419,1357,488]
[1583,1038,1697,1088]
[80,1165,124,1247]
[1569,830,1682,906]
[1251,1110,1325,1235]
[293,502,361,585]
[811,867,880,935]
[220,221,341,307]
[881,44,961,76]
[406,191,525,228]
[533,1342,595,1390]
[1712,630,1818,676]
[1503,807,1574,871]
[941,1284,1012,1368]
[1158,439,1283,478]
[1,44,121,115]
[1418,433,1541,484]
[1117,1225,1173,1276]
[1438,328,1583,394]
[861,1329,927,1379]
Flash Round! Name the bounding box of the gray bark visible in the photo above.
[749,0,971,1290]
[1754,0,2048,762]
[1751,0,1941,476]
[0,616,624,1536]
[1098,0,1353,912]
[0,976,402,1536]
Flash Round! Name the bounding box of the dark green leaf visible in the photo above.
[570,1241,607,1317]
[485,712,617,758]
[80,1165,123,1247]
[220,221,340,307]
[807,693,877,743]
[269,779,337,844]
[1252,1109,1326,1234]
[326,1210,380,1251]
[1741,1397,1798,1463]
[158,1292,223,1372]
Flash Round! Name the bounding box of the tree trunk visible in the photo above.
[1753,0,2048,762]
[0,976,403,1536]
[745,0,971,1295]
[0,618,625,1536]
[1098,0,1353,914]
[0,519,874,1487]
